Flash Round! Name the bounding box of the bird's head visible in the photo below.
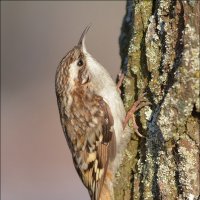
[55,26,91,96]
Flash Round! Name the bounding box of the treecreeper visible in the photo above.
[55,26,149,200]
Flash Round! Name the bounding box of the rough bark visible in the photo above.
[114,0,200,199]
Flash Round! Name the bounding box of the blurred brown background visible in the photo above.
[1,1,126,200]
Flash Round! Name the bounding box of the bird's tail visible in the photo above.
[99,169,114,200]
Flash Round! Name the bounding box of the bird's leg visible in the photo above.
[116,71,125,94]
[116,71,151,137]
[123,93,151,137]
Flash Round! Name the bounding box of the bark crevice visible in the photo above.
[114,0,200,199]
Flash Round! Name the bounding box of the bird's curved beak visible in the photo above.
[77,25,91,52]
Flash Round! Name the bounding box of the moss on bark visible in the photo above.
[114,0,200,199]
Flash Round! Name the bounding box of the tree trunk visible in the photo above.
[114,0,200,199]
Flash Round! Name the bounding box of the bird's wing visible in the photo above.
[72,96,116,200]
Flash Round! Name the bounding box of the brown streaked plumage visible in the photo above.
[68,84,114,200]
[55,26,132,200]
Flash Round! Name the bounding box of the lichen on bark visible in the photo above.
[114,0,200,199]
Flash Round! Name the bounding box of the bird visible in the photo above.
[55,26,146,200]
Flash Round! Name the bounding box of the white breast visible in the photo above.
[86,54,126,146]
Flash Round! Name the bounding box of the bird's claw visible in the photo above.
[116,71,125,94]
[123,93,151,137]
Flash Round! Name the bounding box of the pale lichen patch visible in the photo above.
[115,0,200,199]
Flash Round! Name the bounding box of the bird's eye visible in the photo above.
[77,59,84,67]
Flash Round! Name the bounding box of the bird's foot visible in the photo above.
[123,93,151,137]
[116,71,125,94]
